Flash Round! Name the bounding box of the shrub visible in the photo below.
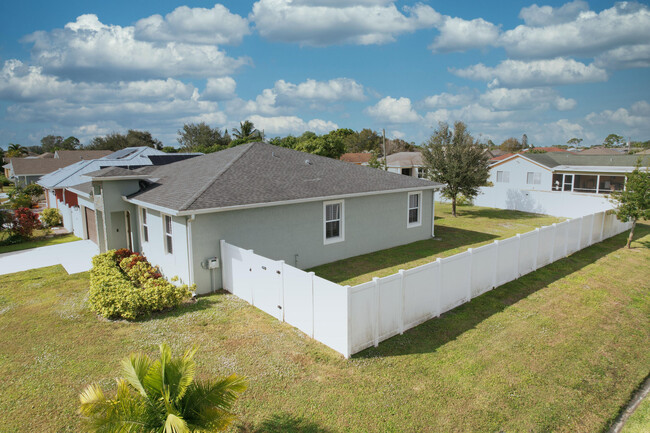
[88,250,192,320]
[11,207,40,238]
[456,194,474,206]
[0,175,11,186]
[113,248,135,264]
[8,192,33,209]
[40,208,62,227]
[23,183,44,199]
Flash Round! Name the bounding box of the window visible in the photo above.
[401,168,412,176]
[526,172,541,185]
[141,208,149,243]
[496,171,510,183]
[417,168,428,179]
[574,175,598,193]
[407,192,422,227]
[163,215,173,254]
[324,201,344,244]
[598,175,625,193]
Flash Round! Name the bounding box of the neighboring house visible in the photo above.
[575,147,627,155]
[340,152,373,165]
[85,143,444,294]
[380,152,427,177]
[38,147,199,240]
[2,150,111,186]
[476,152,650,217]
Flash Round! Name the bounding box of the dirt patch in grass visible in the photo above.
[0,223,648,432]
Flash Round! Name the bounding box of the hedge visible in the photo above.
[88,250,193,320]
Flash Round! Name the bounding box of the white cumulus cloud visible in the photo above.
[134,4,250,45]
[451,58,608,88]
[365,96,421,123]
[248,115,338,135]
[202,77,237,101]
[479,88,576,111]
[429,17,500,53]
[518,0,590,27]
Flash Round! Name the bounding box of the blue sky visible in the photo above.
[0,0,649,149]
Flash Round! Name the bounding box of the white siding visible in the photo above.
[490,157,553,191]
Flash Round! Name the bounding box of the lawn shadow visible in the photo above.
[354,224,649,359]
[455,207,549,220]
[309,226,498,284]
[238,413,334,433]
[136,295,222,322]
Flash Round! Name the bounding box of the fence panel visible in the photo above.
[471,243,497,297]
[517,231,538,276]
[440,252,471,314]
[377,274,402,341]
[553,222,568,261]
[496,237,519,286]
[580,214,594,249]
[591,212,605,244]
[536,225,554,268]
[313,276,349,358]
[349,282,375,354]
[282,265,314,337]
[565,218,581,255]
[402,263,438,328]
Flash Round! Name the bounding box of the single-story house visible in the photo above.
[85,142,444,294]
[380,152,427,177]
[2,150,112,187]
[475,152,649,217]
[38,147,200,240]
[340,152,373,165]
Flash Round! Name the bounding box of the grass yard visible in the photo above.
[621,392,650,433]
[310,202,563,286]
[0,231,80,254]
[0,220,648,432]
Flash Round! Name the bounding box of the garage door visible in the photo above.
[84,207,98,244]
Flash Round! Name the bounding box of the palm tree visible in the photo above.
[6,143,27,157]
[79,343,247,433]
[232,120,262,142]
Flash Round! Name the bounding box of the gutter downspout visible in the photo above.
[431,190,436,237]
[186,214,195,288]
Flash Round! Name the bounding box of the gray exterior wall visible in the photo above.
[189,190,435,294]
[93,180,141,252]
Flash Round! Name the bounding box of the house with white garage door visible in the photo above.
[85,142,444,294]
[475,152,649,217]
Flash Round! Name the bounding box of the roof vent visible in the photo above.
[272,151,279,158]
[305,159,313,166]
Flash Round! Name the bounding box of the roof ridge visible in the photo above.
[178,142,256,211]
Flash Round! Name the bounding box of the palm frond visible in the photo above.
[121,353,153,399]
[164,413,189,433]
[181,374,247,428]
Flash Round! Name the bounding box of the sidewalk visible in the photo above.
[0,239,98,275]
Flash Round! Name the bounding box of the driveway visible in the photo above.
[0,240,99,276]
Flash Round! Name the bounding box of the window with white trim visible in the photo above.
[526,172,541,185]
[407,192,422,227]
[324,200,344,244]
[141,208,149,243]
[496,171,510,183]
[163,215,173,254]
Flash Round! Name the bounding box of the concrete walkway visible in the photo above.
[0,240,99,276]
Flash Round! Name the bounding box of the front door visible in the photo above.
[125,211,133,251]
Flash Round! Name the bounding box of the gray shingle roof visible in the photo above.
[522,153,649,168]
[127,143,443,212]
[6,158,78,176]
[55,150,113,161]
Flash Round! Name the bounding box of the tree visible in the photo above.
[609,162,650,248]
[522,134,528,149]
[10,208,40,239]
[294,131,346,159]
[125,130,163,150]
[567,137,583,146]
[499,137,523,153]
[343,128,382,154]
[177,123,230,152]
[7,143,27,157]
[79,343,247,433]
[422,121,490,217]
[41,135,64,152]
[232,120,262,143]
[87,130,164,151]
[603,133,625,148]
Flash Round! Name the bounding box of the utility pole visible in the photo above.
[382,128,387,170]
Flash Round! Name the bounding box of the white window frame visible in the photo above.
[323,200,345,245]
[526,172,541,185]
[163,214,173,254]
[407,191,422,228]
[140,207,149,243]
[496,171,510,183]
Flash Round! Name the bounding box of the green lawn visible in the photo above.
[621,394,650,433]
[309,202,563,286]
[0,231,80,254]
[0,220,648,432]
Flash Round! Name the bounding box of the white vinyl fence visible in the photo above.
[220,211,632,358]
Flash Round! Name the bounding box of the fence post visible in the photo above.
[398,270,405,334]
[599,212,606,241]
[373,277,380,347]
[578,216,584,250]
[589,214,596,246]
[219,239,226,291]
[550,223,557,263]
[345,285,352,359]
[515,235,521,277]
[435,258,442,317]
[492,240,499,288]
[248,249,255,305]
[309,272,315,338]
[533,228,539,271]
[564,222,570,257]
[278,260,285,322]
[467,249,473,301]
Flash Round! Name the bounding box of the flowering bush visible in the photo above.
[11,207,40,238]
[40,208,62,227]
[88,250,192,320]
